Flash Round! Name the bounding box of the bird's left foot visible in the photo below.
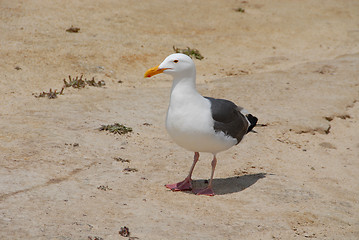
[193,186,215,196]
[165,178,192,191]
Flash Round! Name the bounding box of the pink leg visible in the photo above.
[165,152,199,191]
[193,155,217,196]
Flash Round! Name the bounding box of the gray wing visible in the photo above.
[205,97,249,144]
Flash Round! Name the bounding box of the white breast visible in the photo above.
[165,85,237,154]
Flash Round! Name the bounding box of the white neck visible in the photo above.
[171,76,196,93]
[168,72,204,112]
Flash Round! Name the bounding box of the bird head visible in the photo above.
[144,53,195,78]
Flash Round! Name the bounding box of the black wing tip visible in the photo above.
[246,114,258,133]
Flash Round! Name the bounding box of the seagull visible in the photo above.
[144,53,258,196]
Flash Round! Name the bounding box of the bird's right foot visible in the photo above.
[192,186,215,196]
[165,178,192,191]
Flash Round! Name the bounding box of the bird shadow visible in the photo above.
[191,173,267,195]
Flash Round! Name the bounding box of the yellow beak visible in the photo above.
[144,65,166,78]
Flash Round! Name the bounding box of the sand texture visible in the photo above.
[1,0,359,239]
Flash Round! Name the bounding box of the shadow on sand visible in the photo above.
[191,173,267,195]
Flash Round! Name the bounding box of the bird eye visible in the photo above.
[173,60,179,63]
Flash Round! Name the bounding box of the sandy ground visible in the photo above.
[1,0,359,239]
